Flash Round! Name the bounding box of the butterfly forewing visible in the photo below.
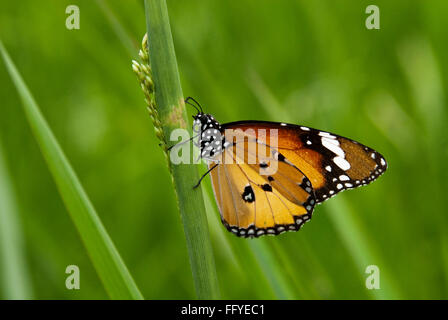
[221,121,387,203]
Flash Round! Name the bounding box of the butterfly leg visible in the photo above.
[193,163,219,189]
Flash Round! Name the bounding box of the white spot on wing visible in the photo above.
[318,131,336,139]
[333,156,351,170]
[321,137,344,157]
[300,126,310,131]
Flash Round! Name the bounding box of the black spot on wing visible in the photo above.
[261,184,273,192]
[241,185,255,203]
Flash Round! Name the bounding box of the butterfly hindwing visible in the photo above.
[208,130,315,237]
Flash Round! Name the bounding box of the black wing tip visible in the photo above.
[315,149,388,203]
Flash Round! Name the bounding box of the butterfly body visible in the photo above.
[192,113,229,161]
[188,104,387,238]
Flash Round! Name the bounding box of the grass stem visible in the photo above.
[142,0,220,299]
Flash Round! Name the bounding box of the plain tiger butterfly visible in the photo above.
[175,97,387,238]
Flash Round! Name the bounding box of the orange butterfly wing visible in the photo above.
[221,121,387,203]
[205,121,387,238]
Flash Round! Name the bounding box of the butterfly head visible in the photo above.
[186,97,225,159]
[192,113,221,133]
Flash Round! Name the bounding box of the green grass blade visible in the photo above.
[95,0,137,58]
[248,241,296,299]
[0,40,143,300]
[0,140,34,299]
[327,199,402,299]
[143,0,220,299]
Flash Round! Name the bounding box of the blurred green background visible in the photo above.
[1,0,448,299]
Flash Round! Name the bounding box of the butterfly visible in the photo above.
[175,97,387,238]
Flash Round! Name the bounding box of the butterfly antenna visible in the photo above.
[185,100,200,114]
[185,96,203,113]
